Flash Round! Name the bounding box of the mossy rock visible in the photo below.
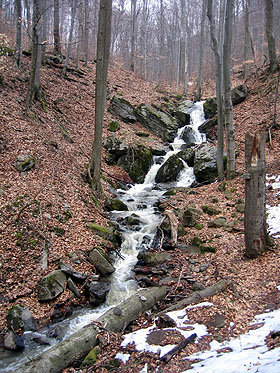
[200,245,217,253]
[192,235,202,246]
[155,154,184,183]
[208,217,227,228]
[203,97,217,119]
[87,223,111,239]
[181,207,202,227]
[6,305,37,332]
[14,154,35,172]
[202,205,221,216]
[104,197,128,212]
[81,346,99,367]
[53,227,65,236]
[236,203,245,213]
[88,248,115,276]
[37,270,67,302]
[108,120,120,132]
[136,132,150,137]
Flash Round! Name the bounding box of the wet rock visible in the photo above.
[198,118,217,133]
[105,197,128,212]
[123,214,141,226]
[181,126,197,147]
[108,95,137,123]
[173,100,193,125]
[194,143,218,183]
[46,325,63,339]
[155,154,184,183]
[137,251,171,265]
[14,154,35,172]
[31,333,52,345]
[6,304,37,332]
[4,331,25,351]
[137,104,178,142]
[88,248,115,276]
[50,305,73,322]
[85,281,110,306]
[37,270,67,302]
[177,148,195,167]
[151,147,166,156]
[67,278,81,298]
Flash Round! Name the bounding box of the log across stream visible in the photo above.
[2,102,206,372]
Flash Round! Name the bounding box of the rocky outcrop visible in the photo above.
[193,143,218,183]
[108,95,137,123]
[181,126,197,147]
[6,304,37,332]
[137,104,178,142]
[88,248,115,276]
[203,98,217,119]
[37,270,67,302]
[117,144,153,183]
[104,135,128,164]
[177,148,195,167]
[155,154,184,183]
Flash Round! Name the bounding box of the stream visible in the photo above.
[1,101,205,372]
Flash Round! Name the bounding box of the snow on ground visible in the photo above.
[267,175,280,238]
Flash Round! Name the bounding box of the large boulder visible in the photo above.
[203,98,217,119]
[104,135,128,164]
[89,248,115,276]
[177,148,195,167]
[194,143,218,183]
[137,104,178,142]
[6,305,37,332]
[155,154,184,183]
[37,270,67,302]
[117,144,153,183]
[108,95,137,123]
[173,100,193,126]
[231,84,248,105]
[181,126,197,147]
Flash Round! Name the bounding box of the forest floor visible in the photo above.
[0,54,280,372]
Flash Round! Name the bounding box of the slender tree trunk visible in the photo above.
[197,0,206,100]
[76,3,83,69]
[41,0,47,64]
[224,0,235,178]
[15,0,22,68]
[244,132,268,258]
[158,0,164,83]
[84,0,89,66]
[265,0,278,73]
[130,0,137,72]
[53,0,61,54]
[88,0,112,195]
[207,0,224,180]
[24,0,32,51]
[218,0,226,89]
[140,0,148,80]
[179,0,187,92]
[63,0,77,76]
[26,0,43,108]
[243,0,250,79]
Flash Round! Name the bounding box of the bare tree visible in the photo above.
[84,0,89,66]
[179,0,188,93]
[88,0,112,195]
[26,0,43,108]
[196,0,206,100]
[265,0,278,73]
[15,0,22,68]
[24,0,32,51]
[130,0,137,72]
[243,0,250,80]
[207,0,224,180]
[223,0,235,178]
[53,0,61,54]
[63,0,78,76]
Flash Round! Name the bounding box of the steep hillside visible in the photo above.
[1,54,280,372]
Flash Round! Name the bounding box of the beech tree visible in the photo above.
[196,0,206,100]
[130,0,137,72]
[88,0,112,195]
[63,0,78,76]
[265,0,278,73]
[53,0,61,54]
[26,0,43,108]
[15,0,22,68]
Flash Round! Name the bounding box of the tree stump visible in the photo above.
[244,132,268,258]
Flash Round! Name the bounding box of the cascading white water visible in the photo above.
[1,101,205,372]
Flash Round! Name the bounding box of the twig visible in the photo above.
[160,333,197,362]
[14,200,39,222]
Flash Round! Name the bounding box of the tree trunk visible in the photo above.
[207,0,224,180]
[196,0,206,100]
[26,0,43,108]
[15,0,22,68]
[130,0,137,72]
[244,132,268,258]
[24,0,32,51]
[84,0,89,66]
[15,287,167,373]
[53,0,61,54]
[223,0,235,178]
[88,0,112,196]
[179,0,187,92]
[63,0,78,76]
[41,0,48,64]
[265,0,278,74]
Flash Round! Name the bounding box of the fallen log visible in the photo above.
[15,286,167,373]
[160,333,197,363]
[160,279,230,313]
[164,209,178,247]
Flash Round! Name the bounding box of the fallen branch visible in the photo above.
[160,333,197,363]
[160,279,230,313]
[164,209,178,247]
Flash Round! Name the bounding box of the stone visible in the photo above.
[108,95,137,123]
[173,100,193,125]
[6,304,37,332]
[203,97,217,118]
[208,313,226,329]
[60,264,88,283]
[231,84,247,105]
[137,104,178,142]
[181,207,202,227]
[85,281,110,306]
[208,217,227,228]
[4,331,25,351]
[177,148,195,167]
[202,205,221,216]
[87,223,111,239]
[236,203,245,213]
[181,126,197,147]
[193,143,218,183]
[176,243,201,254]
[198,118,217,133]
[14,154,35,172]
[104,197,128,212]
[155,154,184,183]
[137,251,170,265]
[88,248,115,276]
[81,346,99,367]
[67,278,81,298]
[37,270,67,302]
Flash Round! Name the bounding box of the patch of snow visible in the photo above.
[267,205,280,237]
[115,353,130,364]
